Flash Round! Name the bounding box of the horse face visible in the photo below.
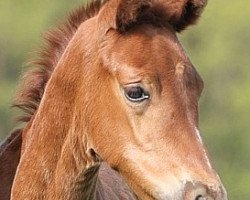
[85,24,227,200]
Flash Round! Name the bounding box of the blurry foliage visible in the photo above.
[0,0,249,199]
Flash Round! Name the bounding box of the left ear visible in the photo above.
[116,0,153,32]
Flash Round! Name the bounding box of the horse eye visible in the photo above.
[124,85,150,102]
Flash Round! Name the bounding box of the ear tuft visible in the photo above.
[116,0,153,32]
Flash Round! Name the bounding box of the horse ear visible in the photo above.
[169,0,208,32]
[116,0,153,32]
[115,0,207,32]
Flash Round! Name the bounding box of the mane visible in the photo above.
[13,0,107,124]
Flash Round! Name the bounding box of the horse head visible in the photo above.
[70,0,226,199]
[11,1,227,199]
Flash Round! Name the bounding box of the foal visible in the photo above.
[4,0,228,199]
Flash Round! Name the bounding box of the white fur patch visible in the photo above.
[194,127,212,169]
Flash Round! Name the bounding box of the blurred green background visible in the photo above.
[0,0,249,199]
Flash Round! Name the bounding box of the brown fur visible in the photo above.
[0,130,22,200]
[13,0,207,126]
[13,0,107,124]
[1,0,227,200]
[116,0,207,32]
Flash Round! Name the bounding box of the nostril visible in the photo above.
[195,194,213,200]
[184,182,215,200]
[195,194,202,200]
[194,194,214,200]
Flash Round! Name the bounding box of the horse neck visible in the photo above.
[12,41,100,200]
[0,130,22,200]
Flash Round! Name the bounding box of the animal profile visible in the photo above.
[0,0,227,200]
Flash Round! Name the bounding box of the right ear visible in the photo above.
[169,0,208,32]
